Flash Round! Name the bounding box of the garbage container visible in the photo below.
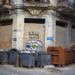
[0,51,8,64]
[0,51,3,64]
[36,52,51,67]
[8,49,19,65]
[19,53,35,68]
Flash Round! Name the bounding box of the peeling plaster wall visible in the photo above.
[56,26,67,48]
[72,28,75,44]
[0,25,12,49]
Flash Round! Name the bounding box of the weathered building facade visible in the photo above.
[0,0,75,51]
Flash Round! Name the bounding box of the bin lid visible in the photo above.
[9,48,19,53]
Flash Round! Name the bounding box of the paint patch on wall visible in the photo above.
[26,40,42,51]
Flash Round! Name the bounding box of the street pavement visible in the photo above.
[0,64,75,75]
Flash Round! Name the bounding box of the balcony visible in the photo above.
[57,0,73,12]
[57,0,74,17]
[0,0,11,15]
[0,0,57,10]
[0,0,11,6]
[22,0,58,8]
[0,0,11,9]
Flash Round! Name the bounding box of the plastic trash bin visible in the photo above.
[0,51,8,64]
[19,53,35,68]
[8,49,19,65]
[36,52,51,67]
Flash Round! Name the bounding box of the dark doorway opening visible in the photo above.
[24,18,45,24]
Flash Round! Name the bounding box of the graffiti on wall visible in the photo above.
[26,40,43,51]
[29,32,39,39]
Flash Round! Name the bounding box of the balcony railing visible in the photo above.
[0,0,57,9]
[0,0,74,13]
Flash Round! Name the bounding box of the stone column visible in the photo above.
[45,10,56,50]
[66,21,72,48]
[12,9,25,50]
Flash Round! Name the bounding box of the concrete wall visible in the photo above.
[72,28,75,43]
[56,26,67,48]
[0,25,12,49]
